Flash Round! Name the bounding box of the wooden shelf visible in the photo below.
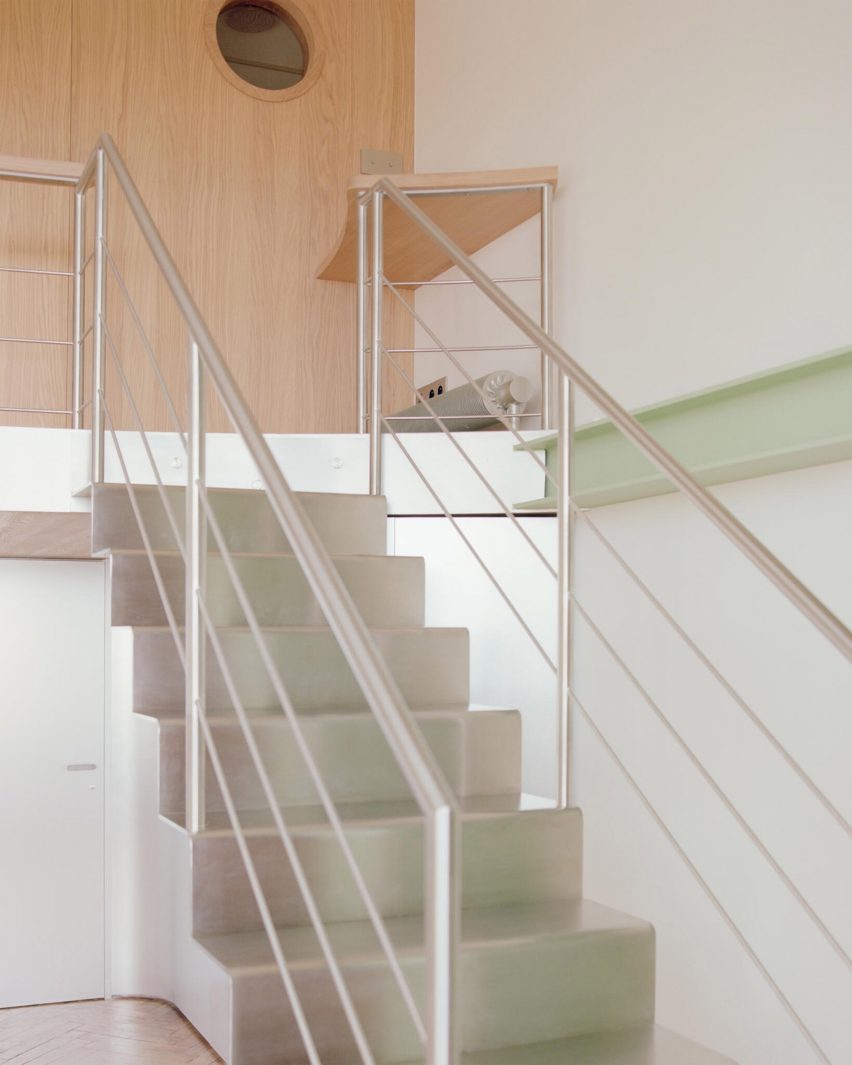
[317,166,558,286]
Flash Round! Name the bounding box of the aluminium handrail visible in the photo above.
[87,133,458,817]
[80,134,460,1064]
[373,178,852,666]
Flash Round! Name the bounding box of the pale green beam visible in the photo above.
[515,345,852,509]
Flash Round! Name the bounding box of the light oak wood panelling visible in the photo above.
[0,510,91,558]
[69,0,414,433]
[0,1,74,427]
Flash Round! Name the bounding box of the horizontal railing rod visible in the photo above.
[378,178,852,665]
[382,411,557,674]
[383,347,556,579]
[0,265,74,278]
[0,336,72,347]
[572,690,832,1065]
[0,405,72,415]
[384,276,541,288]
[104,245,188,449]
[101,395,186,667]
[102,320,187,560]
[385,344,539,354]
[383,278,556,492]
[358,182,551,202]
[383,413,540,422]
[0,154,83,185]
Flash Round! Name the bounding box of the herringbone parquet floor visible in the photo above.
[0,997,224,1064]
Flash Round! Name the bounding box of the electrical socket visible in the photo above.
[417,377,447,404]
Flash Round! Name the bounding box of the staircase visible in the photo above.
[11,134,845,1063]
[94,480,734,1065]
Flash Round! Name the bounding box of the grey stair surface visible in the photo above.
[401,1025,737,1064]
[197,900,655,1065]
[94,483,735,1065]
[133,625,471,713]
[192,800,583,933]
[111,549,426,628]
[154,706,522,814]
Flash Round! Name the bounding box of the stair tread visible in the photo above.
[399,1024,735,1064]
[196,899,650,974]
[97,482,383,502]
[194,793,562,836]
[135,624,466,635]
[145,701,518,723]
[110,548,421,561]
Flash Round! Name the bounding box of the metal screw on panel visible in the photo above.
[332,457,344,469]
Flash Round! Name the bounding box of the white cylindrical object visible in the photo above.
[388,371,531,432]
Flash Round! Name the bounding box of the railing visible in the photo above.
[358,177,852,1064]
[1,137,461,1065]
[0,155,84,423]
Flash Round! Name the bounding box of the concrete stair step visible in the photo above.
[154,704,522,813]
[192,800,582,934]
[111,549,426,628]
[197,899,655,1065]
[93,484,390,556]
[133,625,470,714]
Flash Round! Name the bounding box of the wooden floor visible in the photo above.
[0,998,224,1064]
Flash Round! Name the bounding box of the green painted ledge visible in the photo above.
[515,345,852,510]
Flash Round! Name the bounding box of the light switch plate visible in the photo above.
[360,148,404,175]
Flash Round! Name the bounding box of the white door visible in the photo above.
[0,559,106,1007]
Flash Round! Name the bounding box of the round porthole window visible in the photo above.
[215,2,307,91]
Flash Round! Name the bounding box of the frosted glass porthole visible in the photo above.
[205,0,321,101]
[216,2,306,90]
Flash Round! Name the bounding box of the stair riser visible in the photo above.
[111,553,426,628]
[193,810,582,935]
[226,928,655,1065]
[93,485,390,556]
[134,628,470,713]
[158,711,522,814]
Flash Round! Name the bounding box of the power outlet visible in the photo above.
[417,377,447,404]
[360,148,404,175]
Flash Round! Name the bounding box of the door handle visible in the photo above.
[66,763,98,772]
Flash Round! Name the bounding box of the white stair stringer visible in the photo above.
[99,484,737,1065]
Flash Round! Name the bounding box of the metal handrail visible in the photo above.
[76,134,460,1065]
[372,177,852,666]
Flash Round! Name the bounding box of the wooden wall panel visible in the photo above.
[0,0,73,427]
[69,0,414,433]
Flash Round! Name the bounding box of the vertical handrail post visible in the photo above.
[186,336,206,834]
[71,187,85,429]
[356,197,369,434]
[91,147,107,481]
[369,188,384,494]
[425,804,460,1065]
[540,183,554,429]
[556,366,574,808]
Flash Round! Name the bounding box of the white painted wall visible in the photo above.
[414,6,852,1062]
[415,0,852,418]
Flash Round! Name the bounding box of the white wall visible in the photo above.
[415,0,852,416]
[415,5,852,1063]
